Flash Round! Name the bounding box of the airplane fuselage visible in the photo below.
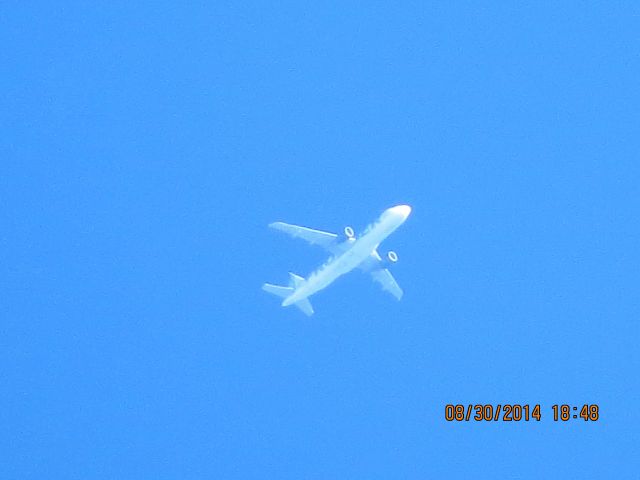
[281,205,411,306]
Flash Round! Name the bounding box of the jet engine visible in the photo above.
[344,226,355,240]
[386,250,398,263]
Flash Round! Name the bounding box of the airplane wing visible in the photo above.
[358,250,404,300]
[269,222,338,251]
[370,268,403,300]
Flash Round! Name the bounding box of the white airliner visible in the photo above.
[262,204,412,315]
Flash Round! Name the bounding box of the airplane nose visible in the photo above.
[390,204,412,219]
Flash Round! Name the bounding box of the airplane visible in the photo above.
[262,204,412,316]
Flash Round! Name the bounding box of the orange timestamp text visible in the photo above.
[445,404,600,422]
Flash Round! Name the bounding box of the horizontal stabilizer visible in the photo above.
[294,297,314,316]
[262,283,294,298]
[262,281,314,316]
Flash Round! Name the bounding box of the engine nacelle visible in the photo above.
[386,250,398,263]
[344,226,355,240]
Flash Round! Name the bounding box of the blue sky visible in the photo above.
[2,2,639,478]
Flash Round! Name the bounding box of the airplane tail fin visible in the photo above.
[261,272,314,316]
[287,272,306,288]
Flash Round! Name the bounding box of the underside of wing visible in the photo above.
[370,268,403,300]
[269,222,338,250]
[358,249,404,300]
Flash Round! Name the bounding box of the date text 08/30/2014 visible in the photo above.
[444,404,599,422]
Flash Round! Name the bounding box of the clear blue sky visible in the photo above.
[2,2,639,478]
